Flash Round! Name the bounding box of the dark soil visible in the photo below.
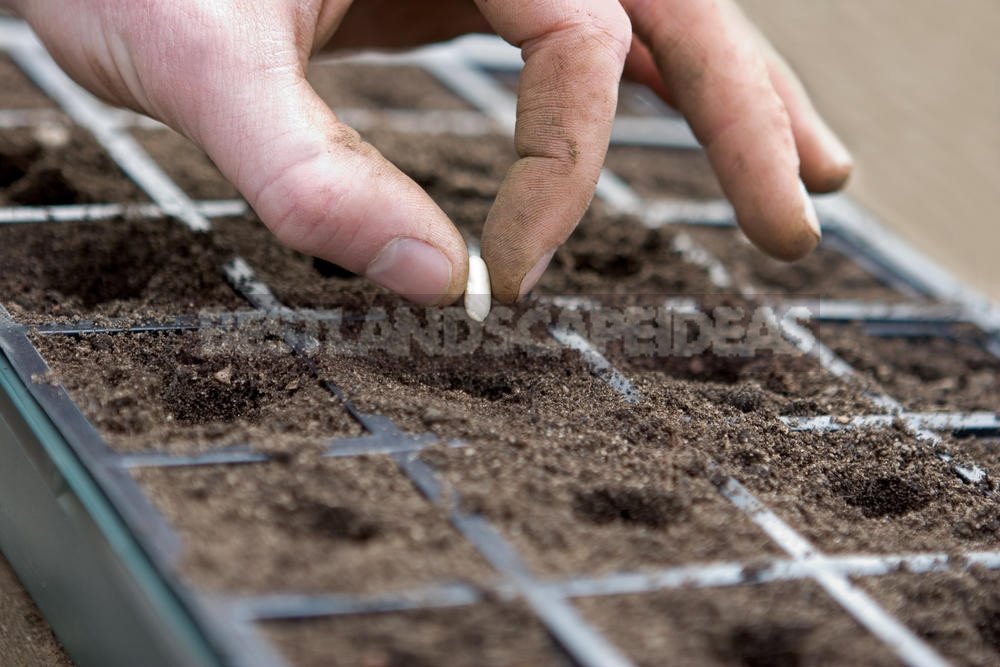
[214,215,391,311]
[0,217,244,322]
[686,225,912,301]
[263,603,567,667]
[307,63,474,111]
[135,455,492,594]
[578,581,900,666]
[0,553,74,667]
[816,323,1000,411]
[132,128,240,200]
[0,127,144,206]
[317,346,779,576]
[864,568,1000,667]
[35,331,360,453]
[0,55,54,108]
[702,420,1000,554]
[536,212,724,299]
[604,145,724,199]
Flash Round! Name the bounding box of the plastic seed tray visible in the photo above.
[1,17,999,667]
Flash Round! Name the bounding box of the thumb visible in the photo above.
[189,68,469,306]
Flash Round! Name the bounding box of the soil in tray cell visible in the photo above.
[0,55,55,108]
[685,225,915,301]
[702,421,1000,555]
[263,603,568,667]
[307,63,474,111]
[534,211,725,300]
[0,218,243,322]
[420,432,778,578]
[135,456,493,594]
[213,215,392,310]
[604,145,724,200]
[131,128,240,200]
[0,127,145,206]
[616,339,880,418]
[863,568,1000,667]
[577,581,899,667]
[35,330,361,454]
[816,322,1000,412]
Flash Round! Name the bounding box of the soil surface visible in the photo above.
[0,127,145,206]
[308,63,474,111]
[0,553,73,667]
[36,331,360,454]
[318,345,780,575]
[604,146,724,200]
[578,581,900,666]
[132,128,240,200]
[136,455,492,594]
[0,217,244,323]
[0,55,54,108]
[702,420,1000,554]
[864,567,1000,667]
[686,225,912,301]
[817,323,1000,411]
[264,603,568,667]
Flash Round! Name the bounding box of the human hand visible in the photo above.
[9,0,852,305]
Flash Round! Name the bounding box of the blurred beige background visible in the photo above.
[739,0,1000,300]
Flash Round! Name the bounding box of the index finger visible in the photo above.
[476,0,632,303]
[624,0,821,261]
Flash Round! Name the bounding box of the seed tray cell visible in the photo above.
[577,582,900,667]
[262,602,568,667]
[863,569,1000,667]
[685,224,925,302]
[307,63,476,111]
[708,425,1000,555]
[135,456,494,595]
[131,128,240,201]
[34,330,361,453]
[0,127,146,206]
[615,347,881,418]
[0,218,244,323]
[816,322,1000,412]
[421,438,779,577]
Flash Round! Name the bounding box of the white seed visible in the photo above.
[464,255,491,322]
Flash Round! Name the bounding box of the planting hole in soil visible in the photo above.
[135,456,492,594]
[0,218,244,322]
[0,127,145,206]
